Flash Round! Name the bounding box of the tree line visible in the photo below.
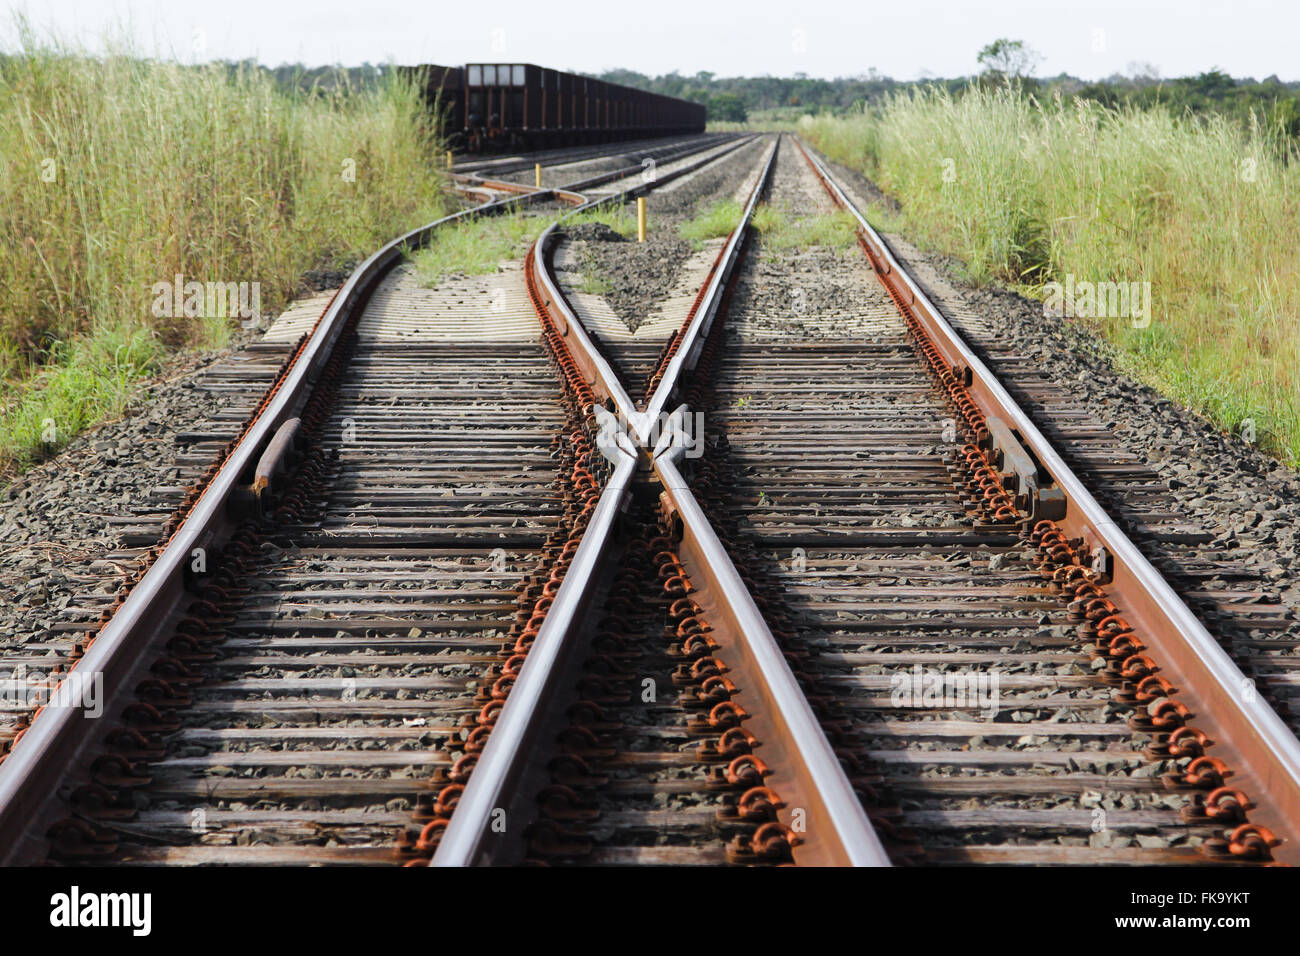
[597,41,1300,136]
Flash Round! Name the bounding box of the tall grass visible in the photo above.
[0,26,445,473]
[803,87,1300,464]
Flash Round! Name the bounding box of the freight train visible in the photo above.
[401,63,706,153]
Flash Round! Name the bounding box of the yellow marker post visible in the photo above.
[446,150,453,170]
[637,197,647,242]
[535,163,542,188]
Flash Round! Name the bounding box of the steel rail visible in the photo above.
[451,132,725,176]
[639,140,778,432]
[430,430,639,866]
[435,133,893,866]
[0,136,738,865]
[432,133,773,866]
[794,134,1300,861]
[524,136,760,433]
[651,415,893,866]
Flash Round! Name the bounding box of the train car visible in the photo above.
[416,62,704,153]
[397,64,465,148]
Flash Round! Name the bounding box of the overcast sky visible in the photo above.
[2,0,1294,82]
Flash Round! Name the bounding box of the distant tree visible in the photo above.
[706,92,748,122]
[589,61,1300,141]
[1187,68,1236,98]
[977,38,1043,81]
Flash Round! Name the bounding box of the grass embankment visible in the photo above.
[0,34,446,476]
[802,87,1300,465]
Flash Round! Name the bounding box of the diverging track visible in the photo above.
[4,131,1298,867]
[0,133,754,866]
[434,133,1300,867]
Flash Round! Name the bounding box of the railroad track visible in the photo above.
[432,133,1300,866]
[0,132,750,865]
[449,133,716,177]
[448,132,740,204]
[2,131,1297,867]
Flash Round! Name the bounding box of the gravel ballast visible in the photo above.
[559,137,770,331]
[0,336,260,649]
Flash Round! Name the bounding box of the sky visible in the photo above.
[2,0,1295,82]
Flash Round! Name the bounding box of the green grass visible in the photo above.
[752,205,858,253]
[0,22,446,475]
[410,204,637,287]
[802,86,1300,465]
[679,200,743,246]
[1,327,166,458]
[410,210,536,284]
[679,198,857,254]
[576,273,613,296]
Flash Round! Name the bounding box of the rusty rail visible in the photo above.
[651,415,891,865]
[429,429,638,866]
[432,134,780,865]
[433,133,894,867]
[0,136,734,865]
[793,134,1300,863]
